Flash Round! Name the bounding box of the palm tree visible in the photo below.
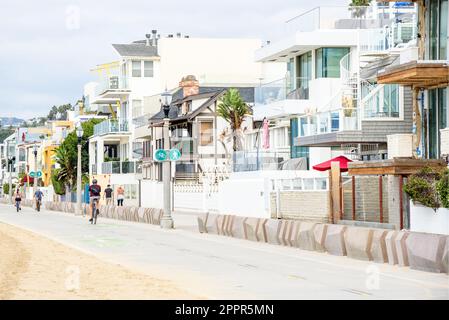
[349,0,370,18]
[217,89,251,152]
[54,143,76,201]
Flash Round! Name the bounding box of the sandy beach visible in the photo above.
[0,222,198,300]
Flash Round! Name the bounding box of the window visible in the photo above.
[144,61,154,77]
[132,61,141,77]
[315,47,350,78]
[132,100,143,118]
[296,51,312,99]
[199,121,213,146]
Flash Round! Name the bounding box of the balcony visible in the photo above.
[101,161,142,175]
[93,119,130,137]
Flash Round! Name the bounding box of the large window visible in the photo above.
[296,52,312,99]
[144,61,154,77]
[290,118,309,165]
[132,61,141,77]
[315,47,350,78]
[132,100,143,119]
[199,121,213,146]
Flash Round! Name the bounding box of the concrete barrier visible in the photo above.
[406,232,447,273]
[256,219,268,243]
[325,225,347,256]
[289,221,301,248]
[385,231,399,265]
[313,224,328,252]
[137,208,146,223]
[277,220,293,246]
[370,229,389,264]
[395,231,410,267]
[197,212,209,233]
[216,215,226,235]
[205,214,219,234]
[344,227,374,261]
[243,218,260,242]
[297,222,317,251]
[224,215,235,237]
[264,219,282,245]
[230,216,246,239]
[443,237,449,275]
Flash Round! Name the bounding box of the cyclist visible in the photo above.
[14,189,22,212]
[89,179,102,223]
[34,188,44,212]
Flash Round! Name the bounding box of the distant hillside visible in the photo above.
[0,117,25,127]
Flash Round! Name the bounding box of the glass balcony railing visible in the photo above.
[96,75,129,96]
[298,109,359,137]
[101,161,142,175]
[93,119,129,136]
[285,5,416,34]
[255,77,310,105]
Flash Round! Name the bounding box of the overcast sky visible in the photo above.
[0,0,348,119]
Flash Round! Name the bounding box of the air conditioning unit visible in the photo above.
[441,128,449,156]
[387,134,413,159]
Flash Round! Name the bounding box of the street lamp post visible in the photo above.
[76,125,84,216]
[33,144,38,197]
[160,89,174,229]
[7,141,15,204]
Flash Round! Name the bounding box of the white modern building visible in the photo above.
[247,3,418,169]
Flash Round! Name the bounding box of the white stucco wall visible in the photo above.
[410,202,449,235]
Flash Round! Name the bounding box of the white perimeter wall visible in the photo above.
[410,202,449,235]
[140,180,164,209]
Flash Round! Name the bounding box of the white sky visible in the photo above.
[0,0,348,119]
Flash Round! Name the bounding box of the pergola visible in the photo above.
[347,158,447,229]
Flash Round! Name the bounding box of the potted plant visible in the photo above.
[404,167,449,235]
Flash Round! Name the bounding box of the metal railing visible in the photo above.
[93,119,129,136]
[101,161,142,175]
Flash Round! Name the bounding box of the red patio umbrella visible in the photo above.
[20,175,34,185]
[312,156,353,172]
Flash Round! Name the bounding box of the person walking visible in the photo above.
[104,184,113,206]
[117,186,125,207]
[14,189,22,212]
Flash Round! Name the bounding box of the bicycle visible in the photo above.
[91,198,99,225]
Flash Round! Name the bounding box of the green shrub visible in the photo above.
[2,183,16,195]
[437,169,449,209]
[403,167,442,211]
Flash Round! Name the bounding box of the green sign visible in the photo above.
[169,149,181,161]
[30,171,42,178]
[154,149,168,162]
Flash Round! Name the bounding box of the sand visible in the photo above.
[0,223,198,300]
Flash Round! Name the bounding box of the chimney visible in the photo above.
[179,75,199,98]
[152,29,157,46]
[145,34,152,46]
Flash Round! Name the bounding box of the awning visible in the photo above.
[20,176,34,184]
[377,61,449,89]
[313,156,353,172]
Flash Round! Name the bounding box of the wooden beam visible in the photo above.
[379,175,384,224]
[412,87,422,158]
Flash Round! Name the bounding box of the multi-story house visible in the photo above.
[377,0,449,161]
[142,75,254,182]
[87,32,284,205]
[40,120,74,186]
[0,133,18,195]
[248,3,418,168]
